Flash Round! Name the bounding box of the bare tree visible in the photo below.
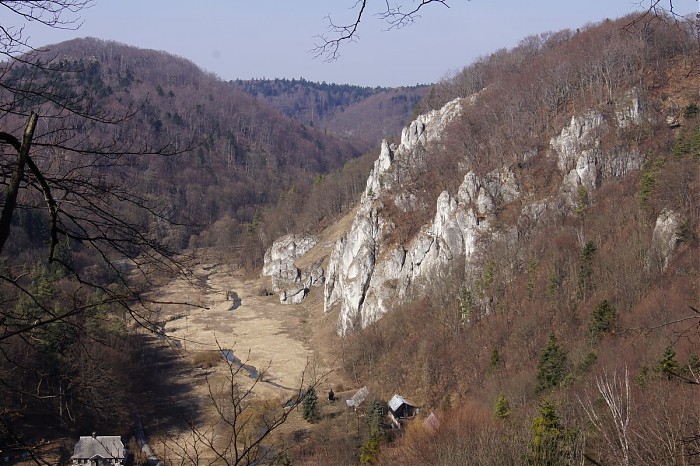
[580,367,633,466]
[0,0,199,333]
[311,1,690,62]
[0,2,201,461]
[312,0,452,61]
[0,1,94,60]
[162,345,327,466]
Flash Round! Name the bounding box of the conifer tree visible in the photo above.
[588,299,617,343]
[658,345,680,380]
[577,241,597,299]
[527,401,577,465]
[493,393,511,420]
[302,386,320,423]
[367,399,383,435]
[536,333,569,392]
[488,347,501,373]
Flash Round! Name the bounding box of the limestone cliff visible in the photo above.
[262,234,323,304]
[323,89,651,335]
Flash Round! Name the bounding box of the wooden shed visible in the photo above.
[387,394,419,428]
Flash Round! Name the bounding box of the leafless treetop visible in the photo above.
[0,1,94,59]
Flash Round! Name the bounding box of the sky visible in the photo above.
[17,0,699,88]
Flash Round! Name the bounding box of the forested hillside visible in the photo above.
[3,38,379,267]
[291,13,700,465]
[1,6,699,466]
[231,78,426,152]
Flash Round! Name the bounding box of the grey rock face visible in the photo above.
[324,89,652,335]
[550,111,604,174]
[324,98,503,335]
[551,110,643,209]
[262,234,322,304]
[615,88,644,129]
[649,209,682,271]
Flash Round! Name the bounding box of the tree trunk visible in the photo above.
[0,112,38,256]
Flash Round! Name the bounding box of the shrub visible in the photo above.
[683,102,698,118]
[191,350,221,368]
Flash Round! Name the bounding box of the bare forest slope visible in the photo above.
[285,14,700,465]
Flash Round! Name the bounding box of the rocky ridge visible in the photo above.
[261,87,683,335]
[320,88,679,335]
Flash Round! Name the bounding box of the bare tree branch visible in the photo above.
[162,340,329,465]
[580,368,633,466]
[311,0,452,61]
[0,1,93,59]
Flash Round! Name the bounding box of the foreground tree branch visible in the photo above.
[0,3,206,458]
[312,1,691,62]
[312,0,451,61]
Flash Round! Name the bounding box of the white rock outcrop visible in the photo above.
[649,209,682,271]
[550,111,604,174]
[550,109,643,208]
[324,89,650,335]
[616,88,644,129]
[324,98,512,335]
[262,234,322,304]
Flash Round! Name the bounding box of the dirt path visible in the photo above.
[148,209,357,400]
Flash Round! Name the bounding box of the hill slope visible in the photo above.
[271,14,700,465]
[3,37,371,264]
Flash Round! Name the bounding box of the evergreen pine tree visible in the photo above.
[577,241,597,299]
[588,299,617,343]
[302,386,320,423]
[367,399,383,435]
[536,333,569,392]
[359,433,381,465]
[527,401,577,465]
[658,345,680,380]
[488,348,501,373]
[493,393,511,420]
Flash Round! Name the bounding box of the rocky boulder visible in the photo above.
[262,234,323,304]
[649,209,682,271]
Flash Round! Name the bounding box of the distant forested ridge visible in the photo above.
[2,38,378,267]
[231,77,427,152]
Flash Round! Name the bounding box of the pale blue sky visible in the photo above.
[18,0,698,87]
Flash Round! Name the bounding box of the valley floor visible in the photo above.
[138,245,349,464]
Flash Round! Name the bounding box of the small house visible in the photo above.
[71,433,126,466]
[387,394,419,428]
